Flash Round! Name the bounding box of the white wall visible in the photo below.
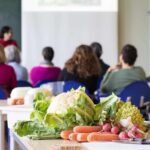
[22,12,118,70]
[22,0,118,71]
[119,0,149,75]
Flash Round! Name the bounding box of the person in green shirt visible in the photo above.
[100,44,146,95]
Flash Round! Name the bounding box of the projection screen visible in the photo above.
[22,0,118,71]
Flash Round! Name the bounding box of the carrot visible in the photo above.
[10,99,17,105]
[73,126,102,133]
[87,132,119,142]
[77,133,90,142]
[16,99,24,105]
[60,130,73,140]
[69,133,78,141]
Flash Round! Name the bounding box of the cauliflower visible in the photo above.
[47,91,80,114]
[45,89,95,129]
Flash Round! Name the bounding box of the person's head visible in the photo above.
[90,42,102,58]
[65,44,101,78]
[0,45,6,64]
[42,47,54,62]
[4,45,21,64]
[0,26,13,41]
[120,44,137,66]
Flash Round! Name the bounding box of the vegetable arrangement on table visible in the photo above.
[14,88,149,142]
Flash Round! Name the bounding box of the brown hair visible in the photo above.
[0,45,6,64]
[65,45,101,78]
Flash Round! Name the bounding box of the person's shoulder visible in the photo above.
[21,65,28,71]
[17,64,27,71]
[133,66,145,71]
[133,66,146,73]
[0,38,3,42]
[10,39,18,45]
[110,69,122,75]
[4,64,15,71]
[30,65,41,71]
[60,68,70,76]
[61,68,68,73]
[0,38,4,45]
[51,66,61,71]
[100,59,110,67]
[134,66,144,69]
[3,63,11,68]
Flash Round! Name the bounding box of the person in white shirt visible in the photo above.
[4,45,28,81]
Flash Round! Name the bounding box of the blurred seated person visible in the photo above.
[30,46,61,86]
[0,45,17,96]
[4,45,28,81]
[101,44,146,95]
[0,26,18,47]
[59,44,101,95]
[91,42,109,76]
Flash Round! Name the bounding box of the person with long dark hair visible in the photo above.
[59,44,101,94]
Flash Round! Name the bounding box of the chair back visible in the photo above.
[34,80,55,87]
[63,81,89,94]
[119,81,150,106]
[40,81,64,95]
[0,87,7,99]
[96,76,103,90]
[17,80,32,87]
[38,80,89,95]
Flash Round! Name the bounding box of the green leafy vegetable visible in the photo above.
[14,120,60,139]
[94,93,124,124]
[30,92,51,122]
[45,89,95,129]
[15,91,144,140]
[14,88,96,139]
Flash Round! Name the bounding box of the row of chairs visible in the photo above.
[17,77,103,89]
[0,80,89,99]
[1,80,150,107]
[95,81,150,106]
[12,80,150,105]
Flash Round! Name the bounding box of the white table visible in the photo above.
[11,132,150,150]
[0,104,32,150]
[0,104,150,150]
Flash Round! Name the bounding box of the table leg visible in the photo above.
[9,130,19,150]
[0,111,5,150]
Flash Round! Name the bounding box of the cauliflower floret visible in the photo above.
[47,91,80,114]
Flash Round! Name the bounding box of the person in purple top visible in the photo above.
[30,47,61,86]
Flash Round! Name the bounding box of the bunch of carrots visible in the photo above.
[61,125,119,142]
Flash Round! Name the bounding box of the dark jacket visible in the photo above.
[99,59,110,76]
[59,68,99,95]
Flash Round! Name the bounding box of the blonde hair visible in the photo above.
[0,45,6,64]
[4,45,21,63]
